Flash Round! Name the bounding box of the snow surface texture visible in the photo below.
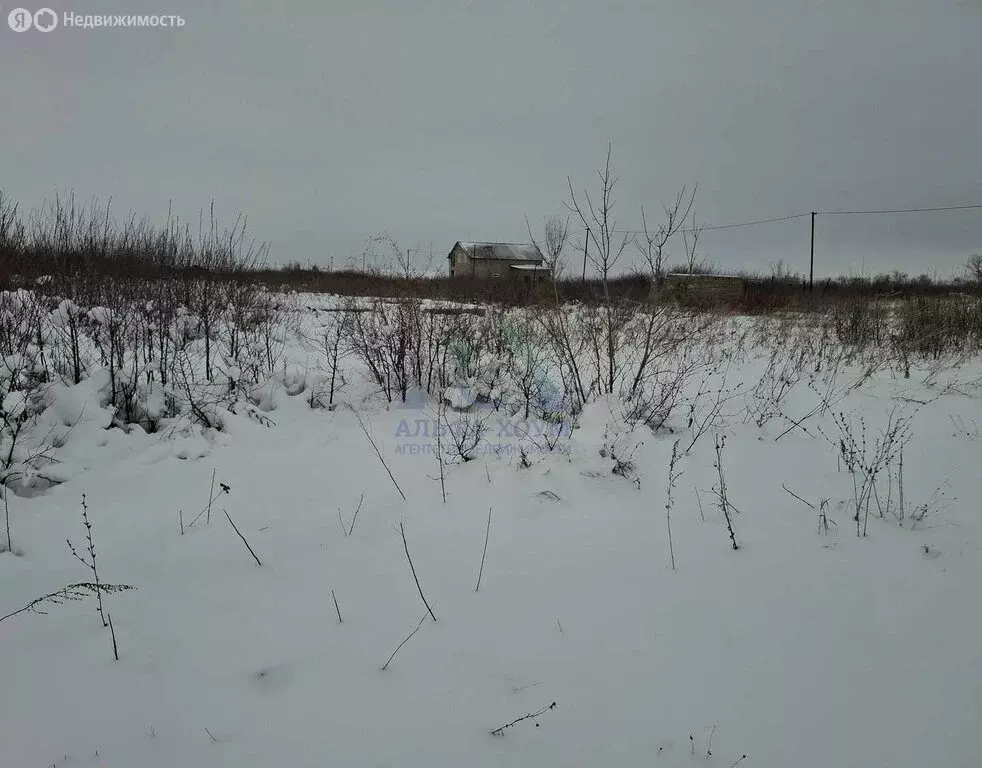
[2,291,982,768]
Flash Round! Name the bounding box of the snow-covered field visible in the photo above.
[2,288,981,767]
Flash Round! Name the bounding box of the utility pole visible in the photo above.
[809,211,816,294]
[582,228,590,281]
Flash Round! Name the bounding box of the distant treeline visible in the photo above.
[2,191,979,310]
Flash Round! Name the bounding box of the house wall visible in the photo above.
[662,274,747,301]
[448,247,473,278]
[471,259,516,279]
[448,246,534,279]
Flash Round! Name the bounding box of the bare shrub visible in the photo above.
[0,289,56,486]
[349,298,424,403]
[169,347,227,431]
[214,281,284,412]
[441,407,490,463]
[311,304,352,409]
[828,299,887,348]
[539,306,591,409]
[894,296,982,359]
[712,434,740,550]
[684,360,743,453]
[598,419,643,487]
[622,307,714,432]
[48,294,90,385]
[506,318,550,419]
[830,408,912,537]
[744,342,809,428]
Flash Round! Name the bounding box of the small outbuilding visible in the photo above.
[448,242,546,279]
[662,273,747,301]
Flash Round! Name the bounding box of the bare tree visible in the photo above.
[0,192,25,276]
[543,215,570,275]
[966,253,982,285]
[355,233,386,273]
[564,145,638,395]
[526,214,570,278]
[385,233,431,279]
[316,303,352,409]
[636,187,696,286]
[566,144,631,298]
[682,217,707,276]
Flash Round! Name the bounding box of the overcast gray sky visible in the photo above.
[2,0,981,278]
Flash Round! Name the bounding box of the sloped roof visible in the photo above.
[451,242,544,263]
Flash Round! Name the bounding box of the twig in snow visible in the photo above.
[729,756,748,768]
[898,447,905,524]
[0,583,134,624]
[475,507,492,591]
[400,522,436,621]
[332,589,342,624]
[353,409,406,501]
[67,494,108,626]
[179,510,184,535]
[706,722,717,757]
[204,728,218,743]
[782,483,815,510]
[684,361,741,454]
[774,368,872,442]
[712,436,740,550]
[341,493,365,537]
[188,481,230,527]
[348,493,364,536]
[381,612,427,671]
[818,498,836,535]
[223,509,262,566]
[108,612,119,661]
[695,487,705,522]
[436,400,447,503]
[206,468,216,525]
[2,487,11,554]
[490,701,558,736]
[665,440,682,571]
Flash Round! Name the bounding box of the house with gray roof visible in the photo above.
[447,241,550,279]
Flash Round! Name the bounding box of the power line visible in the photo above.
[568,202,982,236]
[693,213,812,232]
[558,200,982,292]
[822,203,982,215]
[571,213,809,236]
